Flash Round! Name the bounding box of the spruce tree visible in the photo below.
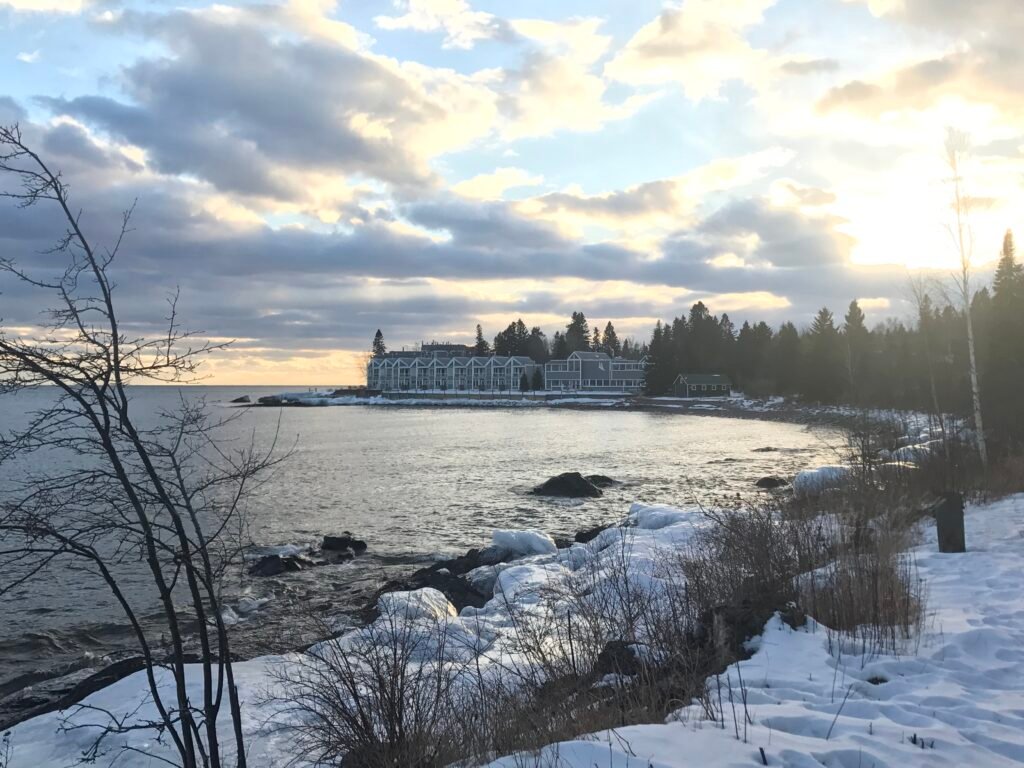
[602,321,621,356]
[843,300,870,402]
[565,312,590,353]
[591,326,602,351]
[372,329,386,357]
[473,324,491,356]
[519,372,530,392]
[986,230,1024,447]
[804,308,845,403]
[531,367,544,391]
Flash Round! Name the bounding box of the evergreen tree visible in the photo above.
[591,326,602,351]
[843,300,870,402]
[519,372,530,392]
[552,331,569,359]
[565,311,590,353]
[526,326,549,363]
[531,367,544,391]
[803,308,845,403]
[372,329,386,357]
[602,321,621,356]
[473,324,491,356]
[772,322,802,395]
[986,230,1024,447]
[643,321,676,394]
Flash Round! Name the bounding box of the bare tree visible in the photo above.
[0,124,285,766]
[943,127,988,470]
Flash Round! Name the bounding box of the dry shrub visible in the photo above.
[798,519,926,660]
[270,495,929,765]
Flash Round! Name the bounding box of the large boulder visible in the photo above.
[574,522,612,544]
[230,395,251,404]
[755,475,789,489]
[585,474,618,488]
[247,554,316,577]
[532,472,603,498]
[322,533,368,554]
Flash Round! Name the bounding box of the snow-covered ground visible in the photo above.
[488,494,1024,767]
[7,496,1024,767]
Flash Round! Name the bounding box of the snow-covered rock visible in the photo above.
[793,464,851,496]
[377,587,456,621]
[492,528,557,556]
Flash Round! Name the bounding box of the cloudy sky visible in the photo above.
[1,0,1021,384]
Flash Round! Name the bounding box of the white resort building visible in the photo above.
[366,345,646,394]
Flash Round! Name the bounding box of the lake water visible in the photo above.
[0,386,843,700]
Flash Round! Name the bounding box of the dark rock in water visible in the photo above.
[532,472,602,498]
[230,395,251,404]
[411,568,489,611]
[752,446,778,453]
[594,640,644,676]
[755,475,789,489]
[575,523,612,544]
[248,554,315,577]
[584,474,618,488]
[257,395,283,405]
[323,533,368,554]
[553,536,574,549]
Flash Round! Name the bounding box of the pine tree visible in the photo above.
[986,229,1024,448]
[372,329,386,357]
[591,326,602,351]
[602,322,621,357]
[565,312,590,353]
[772,322,802,395]
[843,300,870,403]
[552,331,569,359]
[803,308,845,403]
[526,326,549,363]
[473,324,490,356]
[531,367,544,391]
[519,372,530,393]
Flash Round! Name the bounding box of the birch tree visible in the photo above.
[944,127,988,470]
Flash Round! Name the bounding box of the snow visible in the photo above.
[492,528,558,556]
[8,495,1024,768]
[793,465,853,496]
[485,494,1024,767]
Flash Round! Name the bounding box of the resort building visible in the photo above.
[366,346,647,394]
[672,373,732,398]
[367,349,543,393]
[543,351,646,393]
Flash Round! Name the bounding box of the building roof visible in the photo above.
[569,351,611,361]
[674,373,732,386]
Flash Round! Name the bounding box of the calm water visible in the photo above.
[0,386,842,694]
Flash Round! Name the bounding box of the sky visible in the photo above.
[1,0,1022,384]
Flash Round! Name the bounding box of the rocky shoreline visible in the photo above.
[0,511,621,731]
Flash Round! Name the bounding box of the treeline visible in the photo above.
[472,312,644,361]
[644,230,1024,449]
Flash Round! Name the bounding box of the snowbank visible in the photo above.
[492,528,557,556]
[793,464,852,496]
[484,494,1024,768]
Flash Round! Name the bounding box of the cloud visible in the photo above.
[0,0,81,12]
[497,17,656,139]
[452,167,544,199]
[44,5,500,207]
[781,58,839,75]
[604,0,777,100]
[519,148,793,233]
[374,0,511,49]
[16,50,41,63]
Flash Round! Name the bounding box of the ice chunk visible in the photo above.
[492,529,557,556]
